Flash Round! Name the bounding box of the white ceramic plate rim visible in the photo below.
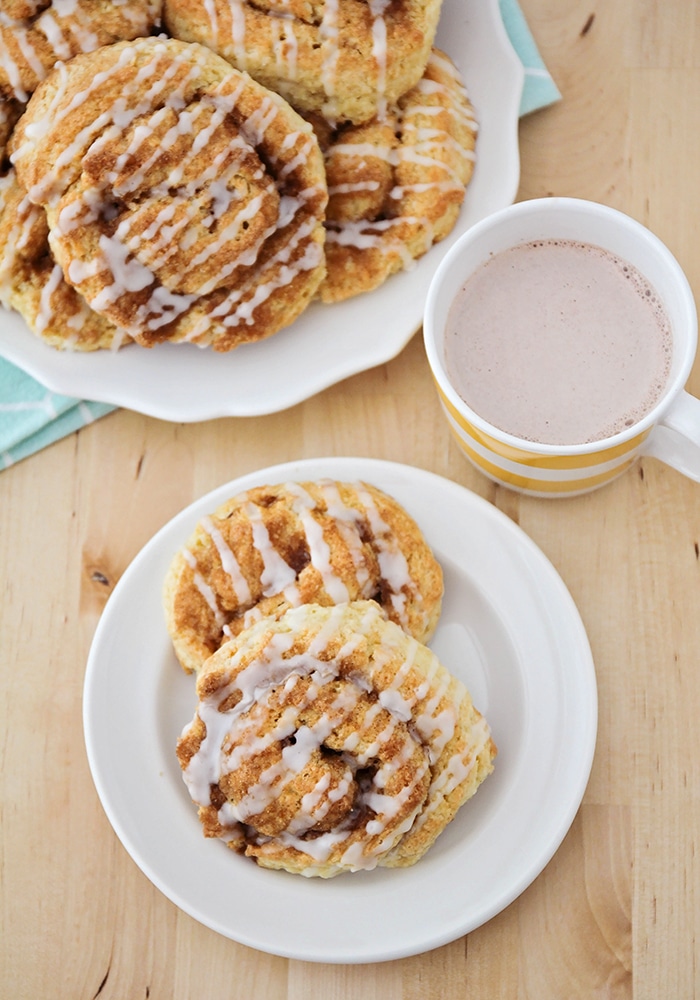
[83,458,598,964]
[0,0,523,420]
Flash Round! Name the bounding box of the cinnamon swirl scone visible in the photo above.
[312,49,477,303]
[0,168,129,350]
[163,480,444,674]
[163,0,443,125]
[176,600,496,877]
[10,36,328,350]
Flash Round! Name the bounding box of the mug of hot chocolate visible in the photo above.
[423,197,700,497]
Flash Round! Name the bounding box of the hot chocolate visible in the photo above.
[444,239,672,445]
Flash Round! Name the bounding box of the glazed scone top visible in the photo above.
[163,479,444,673]
[9,35,328,349]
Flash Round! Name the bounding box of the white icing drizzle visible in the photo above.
[354,483,415,629]
[243,500,301,603]
[403,714,492,841]
[58,7,99,54]
[37,12,74,63]
[284,482,350,604]
[318,0,340,120]
[36,263,64,333]
[277,133,314,180]
[0,178,34,297]
[0,26,29,102]
[315,480,373,593]
[325,216,430,276]
[328,180,381,197]
[14,24,47,88]
[224,0,247,69]
[180,601,475,874]
[200,514,252,606]
[182,547,226,628]
[368,0,389,120]
[328,140,395,161]
[203,0,219,45]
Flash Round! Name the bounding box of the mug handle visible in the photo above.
[642,390,700,481]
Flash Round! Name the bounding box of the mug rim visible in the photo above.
[423,196,699,457]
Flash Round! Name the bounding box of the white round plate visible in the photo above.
[83,458,597,964]
[0,0,523,421]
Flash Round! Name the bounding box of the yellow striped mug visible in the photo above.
[423,197,700,497]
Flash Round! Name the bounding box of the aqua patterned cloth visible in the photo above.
[0,0,560,470]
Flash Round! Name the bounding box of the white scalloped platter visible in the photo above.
[83,458,597,963]
[0,0,523,420]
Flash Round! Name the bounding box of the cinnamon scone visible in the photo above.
[0,168,130,350]
[163,0,443,125]
[163,480,444,674]
[10,36,328,351]
[176,600,496,877]
[312,49,477,302]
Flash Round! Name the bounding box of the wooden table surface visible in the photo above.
[2,2,699,997]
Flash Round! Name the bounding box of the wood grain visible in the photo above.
[2,1,699,996]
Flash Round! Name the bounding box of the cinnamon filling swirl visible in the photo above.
[9,36,328,350]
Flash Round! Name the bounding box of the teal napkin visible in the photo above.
[0,1,560,471]
[0,363,114,468]
[500,0,561,116]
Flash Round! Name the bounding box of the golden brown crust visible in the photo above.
[163,0,443,125]
[10,36,327,351]
[0,98,22,161]
[176,600,495,877]
[0,0,162,102]
[163,479,444,674]
[0,168,130,350]
[314,48,478,302]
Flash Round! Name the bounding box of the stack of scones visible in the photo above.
[164,478,496,877]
